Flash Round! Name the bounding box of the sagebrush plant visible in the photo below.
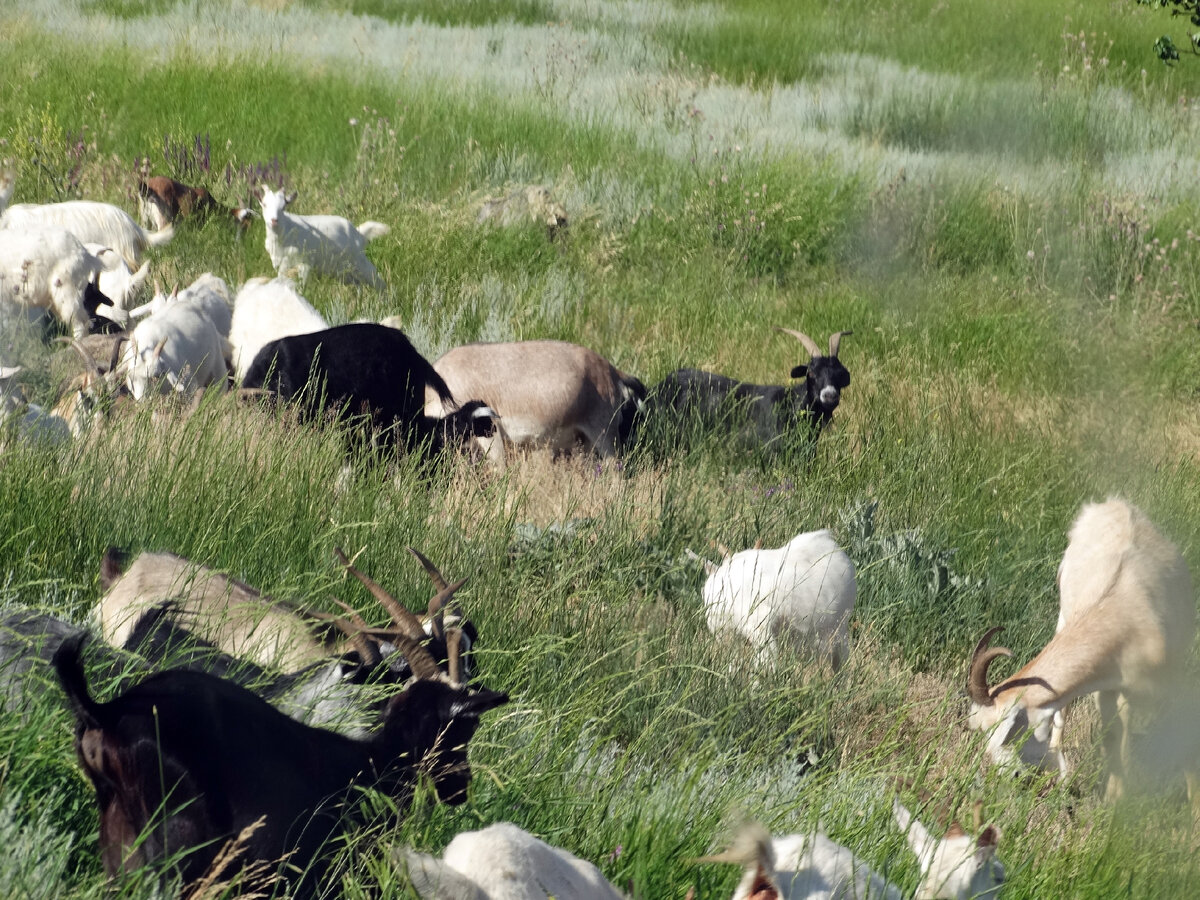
[3,0,1200,896]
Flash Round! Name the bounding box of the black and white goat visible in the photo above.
[241,323,500,456]
[53,629,508,896]
[642,328,852,451]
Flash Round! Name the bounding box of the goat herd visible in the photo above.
[0,168,1197,899]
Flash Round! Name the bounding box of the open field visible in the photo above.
[3,0,1200,896]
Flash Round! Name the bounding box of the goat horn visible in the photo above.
[333,547,426,640]
[427,578,469,642]
[776,327,822,358]
[447,625,463,685]
[967,626,1012,706]
[828,330,852,358]
[55,336,102,381]
[108,338,126,376]
[321,598,383,668]
[406,546,449,591]
[387,630,443,682]
[709,539,733,560]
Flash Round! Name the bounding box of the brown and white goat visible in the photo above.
[425,339,646,462]
[137,175,253,231]
[966,497,1197,803]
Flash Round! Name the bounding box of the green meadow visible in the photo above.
[2,0,1200,895]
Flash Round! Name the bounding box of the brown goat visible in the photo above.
[137,175,253,231]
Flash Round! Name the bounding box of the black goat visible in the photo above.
[640,328,852,452]
[241,323,499,456]
[53,630,508,895]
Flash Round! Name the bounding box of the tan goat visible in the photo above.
[966,497,1197,803]
[424,339,645,462]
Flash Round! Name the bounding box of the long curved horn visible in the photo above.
[318,599,383,668]
[334,547,425,640]
[55,337,102,382]
[447,626,463,685]
[107,338,126,376]
[426,578,469,642]
[828,330,852,358]
[407,546,449,591]
[776,327,822,358]
[387,630,443,682]
[967,626,1012,706]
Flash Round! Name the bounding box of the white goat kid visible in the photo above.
[892,801,1003,900]
[0,193,173,269]
[0,365,72,447]
[700,530,857,671]
[255,186,389,287]
[966,497,1197,804]
[228,276,329,381]
[122,301,229,400]
[0,226,104,339]
[708,802,1002,900]
[398,822,626,900]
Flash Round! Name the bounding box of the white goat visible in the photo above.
[0,226,104,339]
[229,276,329,381]
[707,802,1002,900]
[129,273,233,337]
[0,195,174,269]
[121,301,229,400]
[699,530,857,671]
[966,497,1197,803]
[0,365,71,447]
[83,243,150,312]
[424,340,646,462]
[256,186,389,287]
[398,822,626,900]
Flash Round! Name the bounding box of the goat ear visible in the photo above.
[976,824,999,852]
[449,686,509,719]
[253,184,266,200]
[789,365,807,379]
[285,190,298,205]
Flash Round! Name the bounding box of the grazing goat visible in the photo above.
[243,323,500,456]
[698,530,857,671]
[256,186,389,287]
[137,174,253,231]
[83,243,149,312]
[96,545,478,686]
[0,226,107,339]
[54,631,508,896]
[966,497,1197,803]
[425,340,646,461]
[120,299,229,400]
[706,801,1002,900]
[128,273,233,337]
[398,822,626,900]
[228,275,329,381]
[643,328,851,452]
[0,193,174,269]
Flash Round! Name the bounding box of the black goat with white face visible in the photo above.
[53,630,508,896]
[641,328,852,451]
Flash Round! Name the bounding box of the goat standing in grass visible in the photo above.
[256,185,389,288]
[966,497,1197,805]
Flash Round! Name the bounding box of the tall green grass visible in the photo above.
[3,0,1200,895]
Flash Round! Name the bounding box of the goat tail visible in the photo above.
[143,221,175,248]
[357,221,391,242]
[52,632,103,729]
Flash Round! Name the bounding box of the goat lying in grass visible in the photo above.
[398,822,627,900]
[705,799,1003,899]
[54,629,508,897]
[966,497,1197,804]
